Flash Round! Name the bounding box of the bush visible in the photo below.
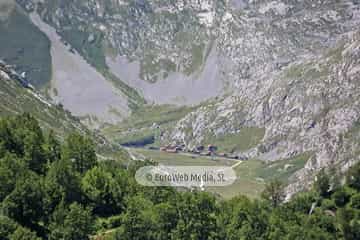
[108,215,122,229]
[9,226,40,240]
[321,199,337,211]
[350,193,360,209]
[347,162,360,191]
[332,188,351,207]
[0,216,17,239]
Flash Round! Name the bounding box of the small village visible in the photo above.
[159,144,246,160]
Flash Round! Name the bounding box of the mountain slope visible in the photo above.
[0,61,89,139]
[0,0,51,87]
[165,27,360,196]
[12,0,360,196]
[0,0,146,126]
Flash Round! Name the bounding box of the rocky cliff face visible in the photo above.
[15,0,360,195]
[164,1,360,195]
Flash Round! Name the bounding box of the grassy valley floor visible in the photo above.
[128,148,311,199]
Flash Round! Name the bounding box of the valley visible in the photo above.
[1,1,360,239]
[0,0,359,202]
[15,0,360,198]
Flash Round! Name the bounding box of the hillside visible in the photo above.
[0,61,83,136]
[0,0,145,126]
[0,0,51,87]
[0,114,360,239]
[10,0,360,196]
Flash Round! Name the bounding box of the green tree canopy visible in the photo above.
[62,133,97,174]
[9,226,41,240]
[261,179,285,208]
[347,162,360,191]
[81,166,124,216]
[48,202,93,240]
[1,173,44,228]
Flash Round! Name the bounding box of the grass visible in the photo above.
[284,42,345,82]
[130,148,311,199]
[256,153,311,182]
[131,148,235,167]
[0,5,52,87]
[209,160,266,199]
[59,27,107,71]
[0,74,89,139]
[102,104,198,146]
[284,61,330,82]
[100,70,146,111]
[209,153,311,199]
[325,42,345,64]
[184,43,205,75]
[203,127,266,153]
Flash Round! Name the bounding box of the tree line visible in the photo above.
[0,114,359,239]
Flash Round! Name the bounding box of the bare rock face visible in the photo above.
[161,1,360,195]
[167,28,360,197]
[15,0,360,195]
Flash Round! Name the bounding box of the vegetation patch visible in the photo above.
[203,127,266,153]
[59,27,107,71]
[102,104,198,146]
[1,115,360,240]
[184,43,205,75]
[0,6,51,87]
[100,70,146,111]
[132,148,235,167]
[210,153,311,199]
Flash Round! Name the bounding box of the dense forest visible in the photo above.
[0,114,359,240]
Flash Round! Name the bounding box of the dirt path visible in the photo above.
[231,160,243,169]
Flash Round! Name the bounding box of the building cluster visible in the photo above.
[159,143,243,160]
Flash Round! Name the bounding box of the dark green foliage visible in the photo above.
[261,179,285,208]
[350,193,360,209]
[332,188,351,207]
[0,114,47,174]
[171,192,218,240]
[347,162,360,191]
[219,196,268,240]
[0,216,17,240]
[152,202,178,240]
[62,133,97,174]
[1,172,44,227]
[9,226,41,240]
[44,131,61,165]
[0,154,27,202]
[48,202,94,240]
[115,195,157,240]
[44,158,82,212]
[286,191,318,214]
[314,169,331,198]
[81,166,125,216]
